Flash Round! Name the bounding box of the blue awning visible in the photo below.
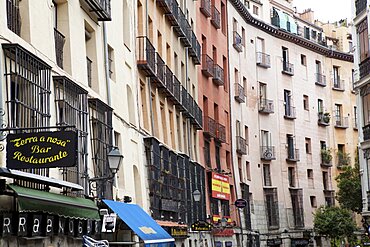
[103,200,175,247]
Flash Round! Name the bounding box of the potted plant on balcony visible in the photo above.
[323,112,330,123]
[337,151,351,168]
[321,148,332,164]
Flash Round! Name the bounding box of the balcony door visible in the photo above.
[259,83,267,104]
[333,66,339,86]
[284,90,292,116]
[261,130,271,147]
[282,47,289,64]
[287,134,294,159]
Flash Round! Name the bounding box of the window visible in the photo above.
[333,66,340,87]
[315,60,322,74]
[242,27,246,47]
[318,99,324,113]
[85,22,96,89]
[310,196,317,208]
[322,171,329,190]
[263,164,272,186]
[287,134,295,160]
[238,157,243,182]
[215,144,221,171]
[108,45,115,80]
[307,169,313,179]
[303,95,309,110]
[246,161,251,180]
[284,90,293,117]
[288,167,296,187]
[221,2,226,33]
[253,5,259,15]
[123,0,131,48]
[264,188,279,228]
[89,98,113,199]
[304,26,310,39]
[354,106,358,128]
[241,183,252,230]
[204,140,211,168]
[282,47,289,63]
[54,76,88,194]
[357,19,369,62]
[305,138,311,154]
[6,0,21,35]
[334,104,342,123]
[301,54,306,66]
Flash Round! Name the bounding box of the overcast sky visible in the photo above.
[293,0,352,23]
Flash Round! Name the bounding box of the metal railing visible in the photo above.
[200,0,211,17]
[282,61,294,75]
[334,116,349,128]
[259,98,274,113]
[233,31,243,52]
[356,0,367,16]
[216,123,226,143]
[6,0,21,35]
[332,77,345,91]
[364,124,370,141]
[315,73,326,86]
[261,146,276,160]
[284,105,296,119]
[156,0,173,14]
[256,52,271,68]
[202,54,214,77]
[234,83,245,103]
[136,36,156,76]
[211,5,221,29]
[360,57,370,80]
[82,0,111,21]
[287,148,300,162]
[203,116,217,138]
[318,112,330,126]
[189,31,201,64]
[213,64,224,86]
[236,136,248,155]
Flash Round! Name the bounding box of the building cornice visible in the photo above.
[229,0,354,62]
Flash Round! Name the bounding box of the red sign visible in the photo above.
[212,228,234,237]
[211,173,230,200]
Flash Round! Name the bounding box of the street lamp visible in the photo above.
[193,189,201,202]
[107,146,124,175]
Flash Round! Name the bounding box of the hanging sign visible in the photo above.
[6,131,77,169]
[211,172,230,200]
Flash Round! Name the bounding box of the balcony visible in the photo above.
[332,78,345,91]
[137,36,156,77]
[157,0,173,14]
[167,0,179,26]
[185,94,194,118]
[334,117,348,129]
[256,52,271,68]
[172,75,181,105]
[337,151,350,169]
[321,150,333,168]
[234,83,245,103]
[364,124,370,141]
[204,116,217,138]
[233,31,243,52]
[215,123,226,143]
[211,5,221,29]
[191,104,203,130]
[261,146,276,160]
[286,148,300,162]
[315,73,326,87]
[200,0,211,17]
[236,136,248,155]
[353,118,358,130]
[360,57,370,80]
[356,0,367,16]
[282,61,294,76]
[318,112,330,126]
[174,7,192,46]
[284,105,296,119]
[151,53,166,88]
[80,0,111,21]
[163,65,174,98]
[54,28,65,69]
[178,85,188,112]
[259,99,274,114]
[189,31,201,65]
[202,54,214,77]
[213,64,224,86]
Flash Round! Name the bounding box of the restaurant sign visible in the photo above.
[6,131,77,169]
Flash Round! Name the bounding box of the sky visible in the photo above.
[293,0,352,23]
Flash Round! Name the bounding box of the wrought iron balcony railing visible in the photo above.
[157,0,173,14]
[213,64,224,86]
[360,57,370,80]
[151,52,166,88]
[233,31,243,52]
[334,117,349,128]
[211,5,221,29]
[282,61,294,76]
[202,54,214,77]
[137,36,156,77]
[321,152,333,168]
[337,151,350,168]
[6,0,21,35]
[318,112,330,126]
[259,98,274,114]
[261,146,276,160]
[364,124,370,141]
[234,83,245,103]
[172,75,181,105]
[332,78,345,91]
[284,105,296,119]
[204,116,217,138]
[315,73,326,87]
[189,31,201,65]
[256,52,271,68]
[166,0,179,26]
[356,0,367,16]
[80,0,111,21]
[216,122,226,143]
[200,0,211,17]
[236,136,248,155]
[54,28,65,69]
[286,148,300,162]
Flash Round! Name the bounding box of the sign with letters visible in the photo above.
[211,172,230,200]
[6,131,77,169]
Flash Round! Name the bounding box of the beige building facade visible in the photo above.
[228,1,356,246]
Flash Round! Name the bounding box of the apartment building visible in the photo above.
[136,0,206,246]
[352,0,370,232]
[229,1,356,246]
[0,0,178,246]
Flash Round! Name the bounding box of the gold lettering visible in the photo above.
[31,145,52,154]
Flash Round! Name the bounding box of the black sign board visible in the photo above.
[235,199,248,208]
[267,238,282,246]
[7,131,77,169]
[191,220,212,232]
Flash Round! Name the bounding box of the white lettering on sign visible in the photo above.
[139,226,157,234]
